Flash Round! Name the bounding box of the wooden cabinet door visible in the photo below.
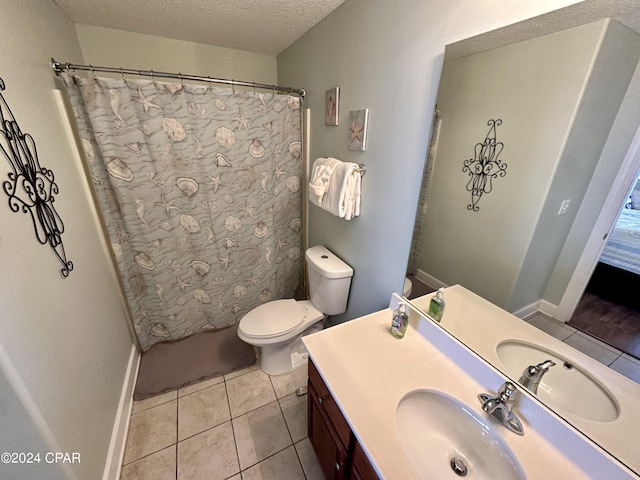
[308,381,350,479]
[350,440,380,480]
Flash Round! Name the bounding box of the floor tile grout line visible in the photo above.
[175,392,179,479]
[270,370,311,478]
[237,443,306,475]
[292,437,312,480]
[275,388,301,446]
[224,376,242,477]
[572,329,624,354]
[131,394,177,415]
[121,441,178,467]
[608,352,623,367]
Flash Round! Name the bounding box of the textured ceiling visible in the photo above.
[53,0,346,55]
[447,0,640,59]
[54,0,640,58]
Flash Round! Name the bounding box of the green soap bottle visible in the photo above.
[428,288,446,322]
[390,303,409,339]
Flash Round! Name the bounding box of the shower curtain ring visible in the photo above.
[253,82,256,94]
[120,67,125,79]
[232,80,235,94]
[179,73,184,87]
[89,64,95,80]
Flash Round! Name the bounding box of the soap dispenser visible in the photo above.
[390,302,409,339]
[428,288,446,322]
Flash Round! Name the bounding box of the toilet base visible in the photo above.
[258,323,323,375]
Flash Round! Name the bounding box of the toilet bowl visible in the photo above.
[403,277,413,297]
[237,245,353,375]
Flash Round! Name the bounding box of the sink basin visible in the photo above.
[396,389,525,479]
[496,340,619,422]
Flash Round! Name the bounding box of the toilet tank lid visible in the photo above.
[306,245,353,279]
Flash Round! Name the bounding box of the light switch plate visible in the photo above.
[558,199,571,215]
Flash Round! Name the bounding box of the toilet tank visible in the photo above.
[306,245,353,315]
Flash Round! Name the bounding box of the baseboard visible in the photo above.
[414,269,447,290]
[413,269,565,322]
[537,299,561,321]
[102,344,140,480]
[511,299,561,321]
[511,301,540,319]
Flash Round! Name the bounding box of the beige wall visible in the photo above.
[75,24,278,86]
[277,0,584,322]
[0,1,134,479]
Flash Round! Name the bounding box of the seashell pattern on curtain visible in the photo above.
[62,74,303,351]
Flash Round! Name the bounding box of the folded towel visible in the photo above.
[308,157,341,206]
[322,161,361,220]
[344,167,361,220]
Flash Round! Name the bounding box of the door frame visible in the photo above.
[556,125,640,322]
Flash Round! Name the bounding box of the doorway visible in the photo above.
[558,126,640,358]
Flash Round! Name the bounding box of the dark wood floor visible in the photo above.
[406,274,436,299]
[569,291,640,360]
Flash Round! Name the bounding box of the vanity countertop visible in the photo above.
[409,285,640,475]
[303,292,636,479]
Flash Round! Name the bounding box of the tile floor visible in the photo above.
[524,312,640,384]
[120,362,324,480]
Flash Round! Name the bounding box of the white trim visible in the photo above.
[414,268,447,290]
[537,299,560,319]
[556,125,640,322]
[102,345,140,480]
[511,301,540,319]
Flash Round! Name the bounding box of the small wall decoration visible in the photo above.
[348,109,369,151]
[0,77,73,277]
[462,119,508,212]
[325,87,339,126]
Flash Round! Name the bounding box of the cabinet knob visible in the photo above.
[335,462,342,471]
[318,396,324,405]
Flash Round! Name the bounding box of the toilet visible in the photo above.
[403,277,413,297]
[237,245,353,375]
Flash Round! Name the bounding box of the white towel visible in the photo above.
[308,157,341,206]
[322,161,361,220]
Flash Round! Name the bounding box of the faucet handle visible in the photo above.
[498,381,518,404]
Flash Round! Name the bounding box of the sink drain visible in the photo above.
[563,361,574,370]
[450,457,468,476]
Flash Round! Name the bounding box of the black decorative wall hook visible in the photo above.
[462,119,508,212]
[0,77,73,277]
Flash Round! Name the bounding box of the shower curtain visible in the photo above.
[407,107,440,275]
[62,74,303,351]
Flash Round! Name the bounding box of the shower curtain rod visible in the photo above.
[51,58,305,97]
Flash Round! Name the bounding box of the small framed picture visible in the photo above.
[348,109,369,151]
[325,87,339,126]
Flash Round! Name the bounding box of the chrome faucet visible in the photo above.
[478,381,524,435]
[519,360,556,394]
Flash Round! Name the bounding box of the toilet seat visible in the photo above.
[239,299,305,339]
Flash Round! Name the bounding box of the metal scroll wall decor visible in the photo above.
[462,119,508,212]
[0,77,73,277]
